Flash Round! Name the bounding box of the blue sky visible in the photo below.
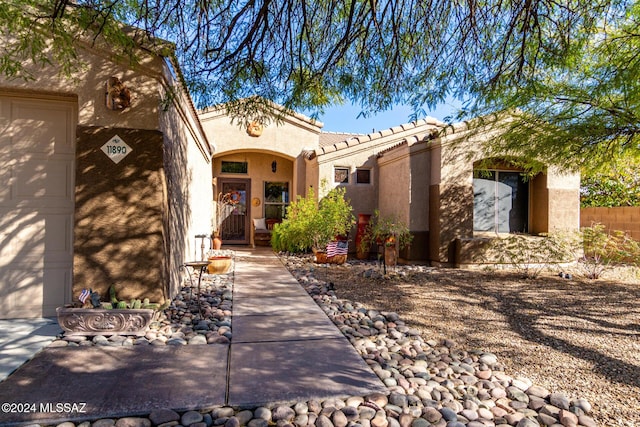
[313,99,462,134]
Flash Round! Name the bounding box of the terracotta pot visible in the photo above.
[212,236,222,250]
[384,235,398,266]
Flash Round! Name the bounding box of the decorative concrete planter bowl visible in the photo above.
[207,256,232,274]
[56,307,155,336]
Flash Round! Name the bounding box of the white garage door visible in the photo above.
[0,95,76,318]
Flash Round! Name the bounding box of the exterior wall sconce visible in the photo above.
[271,160,277,173]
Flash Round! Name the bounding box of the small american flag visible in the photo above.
[326,240,348,257]
[78,288,91,304]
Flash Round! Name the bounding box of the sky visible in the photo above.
[312,99,462,134]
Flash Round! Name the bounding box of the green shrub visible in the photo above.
[487,233,573,279]
[271,184,354,253]
[578,223,640,279]
[358,209,413,253]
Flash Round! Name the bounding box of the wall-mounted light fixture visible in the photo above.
[271,160,277,173]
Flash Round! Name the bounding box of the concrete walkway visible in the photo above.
[0,318,61,382]
[0,248,385,426]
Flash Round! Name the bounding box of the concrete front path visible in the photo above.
[0,318,61,382]
[0,247,385,426]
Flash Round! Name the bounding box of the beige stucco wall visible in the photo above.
[213,152,293,245]
[200,107,321,202]
[0,40,163,130]
[315,120,443,247]
[430,123,580,265]
[158,60,213,295]
[546,166,581,231]
[2,35,213,303]
[199,107,321,159]
[377,140,432,260]
[213,152,293,215]
[316,148,379,220]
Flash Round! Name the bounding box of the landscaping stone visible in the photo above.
[37,254,606,427]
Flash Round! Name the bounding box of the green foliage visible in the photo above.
[358,210,413,253]
[580,157,640,207]
[271,185,354,253]
[487,234,573,279]
[0,1,140,80]
[3,0,638,169]
[578,224,640,279]
[490,226,640,280]
[109,284,119,304]
[466,2,640,172]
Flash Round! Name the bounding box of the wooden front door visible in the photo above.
[219,179,250,244]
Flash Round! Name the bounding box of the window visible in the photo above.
[473,170,529,233]
[264,182,289,221]
[356,168,371,184]
[334,167,349,184]
[221,161,248,174]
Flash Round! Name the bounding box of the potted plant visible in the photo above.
[309,185,355,264]
[212,190,241,249]
[270,184,354,261]
[56,285,170,336]
[358,210,413,266]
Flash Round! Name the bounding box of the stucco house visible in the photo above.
[0,35,580,319]
[1,36,213,318]
[206,112,580,266]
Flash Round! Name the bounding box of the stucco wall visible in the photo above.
[429,125,580,266]
[0,40,163,130]
[213,152,293,245]
[158,61,213,297]
[377,141,431,260]
[199,108,320,158]
[317,149,379,224]
[2,36,213,304]
[315,120,443,249]
[74,127,166,303]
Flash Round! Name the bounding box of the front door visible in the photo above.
[219,179,250,244]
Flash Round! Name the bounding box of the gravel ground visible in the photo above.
[313,261,640,427]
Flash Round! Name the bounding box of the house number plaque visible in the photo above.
[101,135,133,164]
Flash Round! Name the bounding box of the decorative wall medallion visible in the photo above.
[246,121,264,137]
[106,76,131,110]
[251,197,261,207]
[56,307,154,336]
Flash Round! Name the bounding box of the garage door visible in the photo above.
[0,95,76,318]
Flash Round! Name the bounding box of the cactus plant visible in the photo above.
[84,285,170,312]
[109,285,119,304]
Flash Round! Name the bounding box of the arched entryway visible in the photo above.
[213,151,295,245]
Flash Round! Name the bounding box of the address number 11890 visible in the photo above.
[105,145,127,154]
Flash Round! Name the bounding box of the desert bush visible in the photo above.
[487,233,573,279]
[271,184,354,253]
[577,223,640,279]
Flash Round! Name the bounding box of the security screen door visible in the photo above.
[219,179,250,244]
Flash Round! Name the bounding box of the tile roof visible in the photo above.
[319,132,364,148]
[317,117,445,155]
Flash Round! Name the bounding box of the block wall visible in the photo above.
[580,207,640,241]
